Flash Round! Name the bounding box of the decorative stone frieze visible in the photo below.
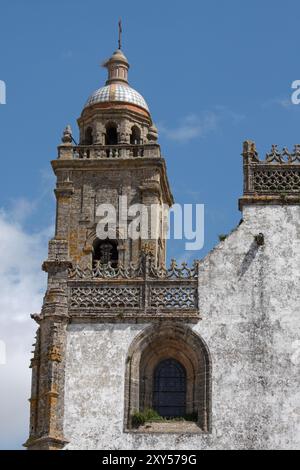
[239,141,300,209]
[68,255,200,322]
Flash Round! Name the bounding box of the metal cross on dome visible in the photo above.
[118,19,122,50]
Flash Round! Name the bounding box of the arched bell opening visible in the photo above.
[92,239,118,268]
[130,125,142,145]
[84,126,93,145]
[105,122,118,145]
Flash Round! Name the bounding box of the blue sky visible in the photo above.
[1,0,300,450]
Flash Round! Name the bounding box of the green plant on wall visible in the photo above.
[131,409,198,428]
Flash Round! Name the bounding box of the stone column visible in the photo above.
[24,241,71,450]
[139,181,162,265]
[54,182,74,240]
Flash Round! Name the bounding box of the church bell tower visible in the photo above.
[58,46,173,268]
[25,35,202,450]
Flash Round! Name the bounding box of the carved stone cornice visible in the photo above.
[239,194,300,210]
[139,180,162,198]
[54,183,74,198]
[51,157,174,207]
[79,101,151,122]
[24,435,69,451]
[42,259,73,274]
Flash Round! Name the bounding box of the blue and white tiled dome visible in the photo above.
[84,84,149,112]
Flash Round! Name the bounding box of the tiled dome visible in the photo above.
[84,84,149,112]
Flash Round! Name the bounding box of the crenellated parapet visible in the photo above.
[239,140,300,209]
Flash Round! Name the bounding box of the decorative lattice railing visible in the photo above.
[242,142,300,195]
[67,256,199,321]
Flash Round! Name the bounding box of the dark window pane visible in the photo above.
[153,358,186,418]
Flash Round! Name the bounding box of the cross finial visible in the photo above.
[118,19,122,50]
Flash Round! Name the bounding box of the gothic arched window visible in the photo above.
[125,323,212,433]
[105,123,118,145]
[93,239,118,268]
[153,358,186,418]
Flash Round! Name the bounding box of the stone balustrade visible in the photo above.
[58,143,161,160]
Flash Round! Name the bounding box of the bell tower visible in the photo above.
[61,46,173,269]
[25,38,202,450]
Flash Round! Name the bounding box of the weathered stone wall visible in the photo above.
[63,204,300,450]
[53,159,172,268]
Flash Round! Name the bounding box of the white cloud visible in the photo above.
[159,107,245,142]
[8,198,37,224]
[262,97,294,110]
[160,112,219,142]
[0,203,52,449]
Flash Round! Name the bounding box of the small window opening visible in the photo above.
[93,239,118,268]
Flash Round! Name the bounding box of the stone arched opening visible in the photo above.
[84,126,93,145]
[92,238,119,267]
[83,227,126,267]
[124,323,212,432]
[105,121,118,145]
[130,125,141,145]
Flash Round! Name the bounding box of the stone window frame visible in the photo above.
[92,238,119,267]
[124,322,212,433]
[83,228,126,267]
[130,124,142,145]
